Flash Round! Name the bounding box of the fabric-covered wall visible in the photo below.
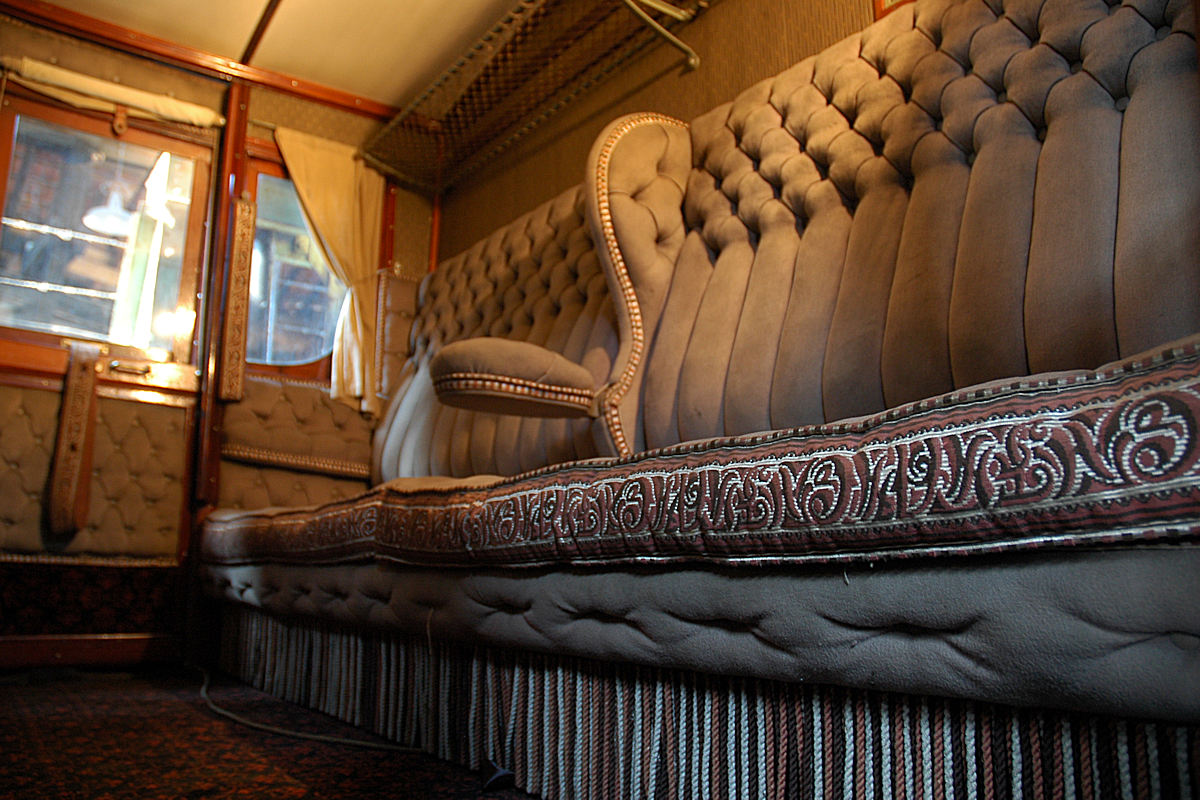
[437,0,874,258]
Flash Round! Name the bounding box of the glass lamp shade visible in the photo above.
[82,190,134,237]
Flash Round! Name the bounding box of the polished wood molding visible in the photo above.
[0,0,398,119]
[0,338,69,377]
[429,193,442,271]
[873,0,915,19]
[0,633,179,668]
[194,81,251,509]
[240,0,284,64]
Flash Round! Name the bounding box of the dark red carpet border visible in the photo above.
[0,665,537,800]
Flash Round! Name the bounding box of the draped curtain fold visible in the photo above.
[275,128,385,416]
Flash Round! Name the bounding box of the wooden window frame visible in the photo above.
[0,90,214,371]
[241,137,335,383]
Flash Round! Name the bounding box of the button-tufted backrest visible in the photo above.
[373,184,618,480]
[594,0,1200,452]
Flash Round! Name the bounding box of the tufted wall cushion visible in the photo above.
[373,184,618,480]
[594,0,1200,451]
[0,385,60,552]
[215,461,369,512]
[1,386,188,559]
[376,272,418,401]
[65,397,187,558]
[221,375,373,480]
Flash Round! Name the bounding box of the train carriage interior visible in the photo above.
[0,0,1198,796]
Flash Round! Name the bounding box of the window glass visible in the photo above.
[247,174,347,365]
[0,115,197,360]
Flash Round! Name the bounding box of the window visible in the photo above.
[0,99,208,362]
[245,167,347,366]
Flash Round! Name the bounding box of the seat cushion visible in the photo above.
[202,334,1200,568]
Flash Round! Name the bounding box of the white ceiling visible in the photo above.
[46,0,521,108]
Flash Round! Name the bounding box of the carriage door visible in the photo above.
[0,95,211,666]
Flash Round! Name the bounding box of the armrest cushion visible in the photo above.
[430,338,599,418]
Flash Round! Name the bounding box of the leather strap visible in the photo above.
[48,344,100,538]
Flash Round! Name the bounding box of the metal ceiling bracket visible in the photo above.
[619,0,701,70]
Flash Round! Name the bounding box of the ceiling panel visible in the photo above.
[250,0,519,107]
[46,0,269,60]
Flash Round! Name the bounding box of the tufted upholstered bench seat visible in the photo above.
[199,1,1200,796]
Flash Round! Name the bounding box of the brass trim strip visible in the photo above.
[220,442,371,480]
[219,198,256,402]
[0,552,178,567]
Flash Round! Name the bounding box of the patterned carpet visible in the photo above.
[0,665,539,800]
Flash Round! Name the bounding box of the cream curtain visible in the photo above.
[276,128,385,416]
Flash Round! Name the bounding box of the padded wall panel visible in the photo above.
[880,134,967,408]
[1024,72,1121,374]
[221,376,372,477]
[820,176,906,423]
[1,386,190,559]
[947,103,1037,387]
[216,461,368,512]
[377,274,419,400]
[0,385,59,552]
[65,398,187,558]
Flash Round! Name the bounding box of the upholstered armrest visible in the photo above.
[430,338,600,418]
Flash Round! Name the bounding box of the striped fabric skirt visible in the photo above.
[219,606,1196,799]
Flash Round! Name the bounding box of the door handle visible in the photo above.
[109,360,152,376]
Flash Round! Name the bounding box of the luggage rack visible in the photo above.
[362,0,709,195]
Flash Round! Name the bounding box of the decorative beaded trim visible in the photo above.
[433,372,596,414]
[592,112,688,456]
[220,443,371,480]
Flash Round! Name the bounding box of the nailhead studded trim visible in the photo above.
[433,372,596,414]
[592,113,688,456]
[221,443,371,480]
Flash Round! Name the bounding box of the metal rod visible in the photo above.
[634,0,694,21]
[619,0,700,70]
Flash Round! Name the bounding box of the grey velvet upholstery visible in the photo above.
[216,375,373,511]
[592,0,1200,453]
[203,546,1200,722]
[199,2,1200,792]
